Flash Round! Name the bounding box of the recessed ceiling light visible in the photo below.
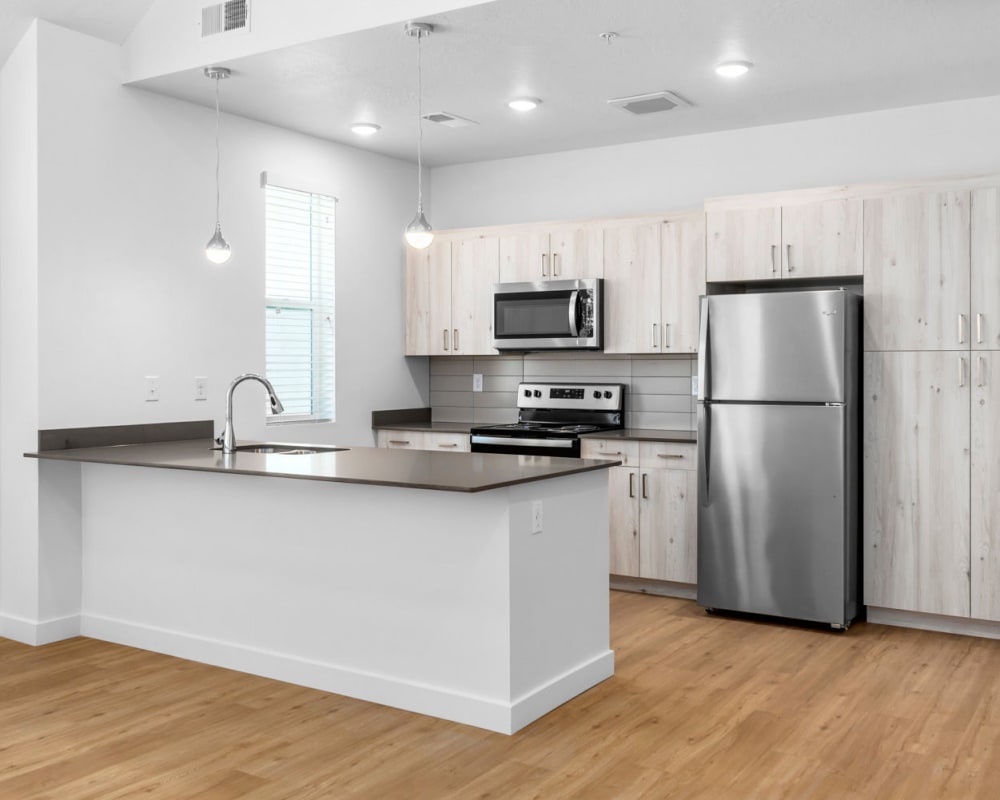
[508,97,542,112]
[351,122,381,136]
[715,61,752,78]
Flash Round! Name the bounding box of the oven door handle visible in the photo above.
[567,290,579,337]
[471,435,575,449]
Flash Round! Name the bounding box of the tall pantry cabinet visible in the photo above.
[863,186,1000,622]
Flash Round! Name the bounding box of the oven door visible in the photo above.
[492,279,602,350]
[470,434,581,458]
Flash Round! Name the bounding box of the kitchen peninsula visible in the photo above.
[27,423,618,734]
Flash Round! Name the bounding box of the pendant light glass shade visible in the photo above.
[205,222,231,263]
[405,210,434,249]
[404,23,434,249]
[204,66,232,264]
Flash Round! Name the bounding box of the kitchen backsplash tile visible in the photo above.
[430,353,697,430]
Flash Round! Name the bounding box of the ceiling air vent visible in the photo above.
[422,111,478,128]
[202,0,250,37]
[608,90,691,115]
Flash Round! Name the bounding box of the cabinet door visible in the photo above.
[451,236,499,355]
[660,215,706,353]
[405,241,451,355]
[603,223,661,354]
[864,351,970,616]
[863,191,970,351]
[706,207,781,282]
[638,467,697,584]
[972,187,1000,351]
[608,467,639,576]
[498,231,549,282]
[972,352,1000,620]
[781,198,862,279]
[549,225,604,279]
[377,430,427,449]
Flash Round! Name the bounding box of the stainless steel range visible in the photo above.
[470,382,624,457]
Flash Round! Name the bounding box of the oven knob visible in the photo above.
[533,390,542,398]
[523,390,531,398]
[593,390,601,399]
[604,391,613,399]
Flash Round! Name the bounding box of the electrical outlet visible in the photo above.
[194,376,208,401]
[531,500,543,534]
[472,373,484,392]
[144,376,159,402]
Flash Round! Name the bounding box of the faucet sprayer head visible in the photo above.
[269,394,285,414]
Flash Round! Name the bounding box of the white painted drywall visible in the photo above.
[0,22,41,628]
[35,21,426,445]
[430,94,1000,229]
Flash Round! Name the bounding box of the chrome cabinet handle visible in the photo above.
[978,356,985,388]
[959,314,967,344]
[977,313,984,344]
[959,356,967,388]
[662,322,671,349]
[438,443,458,448]
[641,473,649,499]
[770,244,777,274]
[541,253,548,277]
[628,472,635,498]
[651,323,659,348]
[786,243,794,273]
[453,328,460,351]
[388,440,411,446]
[443,329,449,351]
[657,453,685,459]
[552,252,560,276]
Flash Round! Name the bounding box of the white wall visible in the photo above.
[35,20,426,446]
[0,22,41,627]
[430,95,1000,228]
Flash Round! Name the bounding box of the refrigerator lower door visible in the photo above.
[697,402,853,625]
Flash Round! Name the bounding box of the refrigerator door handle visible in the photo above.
[699,403,711,497]
[697,297,710,401]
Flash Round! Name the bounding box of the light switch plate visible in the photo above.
[145,376,159,402]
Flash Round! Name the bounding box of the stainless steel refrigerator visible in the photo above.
[696,288,861,628]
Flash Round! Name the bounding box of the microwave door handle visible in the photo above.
[568,290,579,337]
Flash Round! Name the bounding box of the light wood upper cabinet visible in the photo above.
[405,239,452,356]
[863,191,971,351]
[405,235,497,356]
[780,198,862,279]
[603,223,662,353]
[972,187,1000,351]
[863,351,971,617]
[498,225,603,282]
[660,214,706,353]
[972,351,1000,621]
[707,198,862,283]
[706,207,781,282]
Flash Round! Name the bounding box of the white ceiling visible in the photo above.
[5,0,1000,168]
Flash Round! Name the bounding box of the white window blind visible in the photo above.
[264,183,335,423]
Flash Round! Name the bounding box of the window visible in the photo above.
[264,182,336,423]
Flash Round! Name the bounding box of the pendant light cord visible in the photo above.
[416,31,424,214]
[214,74,222,226]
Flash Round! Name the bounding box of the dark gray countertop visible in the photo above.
[26,438,617,493]
[580,428,697,443]
[373,421,474,433]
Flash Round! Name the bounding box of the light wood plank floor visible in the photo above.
[4,592,1000,799]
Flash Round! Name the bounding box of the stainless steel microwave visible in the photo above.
[492,278,603,351]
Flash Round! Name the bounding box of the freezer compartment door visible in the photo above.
[701,289,852,403]
[697,402,853,625]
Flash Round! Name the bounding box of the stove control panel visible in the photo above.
[516,382,624,412]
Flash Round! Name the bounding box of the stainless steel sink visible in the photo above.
[216,444,348,455]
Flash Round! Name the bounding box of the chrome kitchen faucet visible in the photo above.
[216,373,285,454]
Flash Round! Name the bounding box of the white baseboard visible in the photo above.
[0,613,80,645]
[81,614,612,735]
[867,607,1000,640]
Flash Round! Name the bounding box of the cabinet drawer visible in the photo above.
[377,430,426,450]
[581,439,639,466]
[639,441,697,470]
[424,432,471,452]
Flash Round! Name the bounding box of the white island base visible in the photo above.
[78,462,612,734]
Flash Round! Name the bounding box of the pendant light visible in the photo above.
[204,66,232,264]
[404,22,434,250]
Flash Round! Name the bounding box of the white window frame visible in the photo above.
[262,172,337,425]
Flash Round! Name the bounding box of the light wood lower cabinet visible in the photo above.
[583,439,697,583]
[377,430,471,452]
[863,351,971,617]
